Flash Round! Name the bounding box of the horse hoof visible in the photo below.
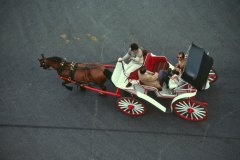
[79,86,86,91]
[65,86,73,91]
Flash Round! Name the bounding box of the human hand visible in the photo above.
[171,75,177,80]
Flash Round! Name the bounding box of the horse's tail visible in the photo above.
[103,69,112,79]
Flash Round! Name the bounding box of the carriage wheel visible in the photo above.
[208,68,218,84]
[117,97,147,116]
[173,99,208,121]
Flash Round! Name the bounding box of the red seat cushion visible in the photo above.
[128,53,168,80]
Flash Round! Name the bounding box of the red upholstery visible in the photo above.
[144,53,168,72]
[128,53,168,80]
[128,53,147,80]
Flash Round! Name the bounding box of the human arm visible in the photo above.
[120,48,131,61]
[174,61,185,73]
[129,50,143,63]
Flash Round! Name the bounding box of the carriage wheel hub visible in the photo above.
[187,108,194,113]
[128,105,134,110]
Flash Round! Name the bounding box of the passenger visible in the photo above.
[118,43,144,87]
[159,51,186,88]
[138,66,162,91]
[171,51,186,75]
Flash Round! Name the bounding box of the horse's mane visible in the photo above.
[47,56,64,63]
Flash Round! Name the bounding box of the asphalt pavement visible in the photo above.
[0,0,240,160]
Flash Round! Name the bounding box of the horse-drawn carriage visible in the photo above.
[39,43,218,122]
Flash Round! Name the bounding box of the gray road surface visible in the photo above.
[0,0,240,160]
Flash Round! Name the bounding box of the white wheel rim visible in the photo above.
[118,98,145,115]
[175,101,207,120]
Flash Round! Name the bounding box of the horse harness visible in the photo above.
[58,61,95,81]
[58,61,77,80]
[69,62,77,80]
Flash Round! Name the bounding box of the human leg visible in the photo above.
[125,62,142,87]
[125,62,142,75]
[158,70,170,88]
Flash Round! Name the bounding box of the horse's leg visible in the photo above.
[100,84,106,91]
[95,72,108,92]
[95,77,107,91]
[62,80,73,91]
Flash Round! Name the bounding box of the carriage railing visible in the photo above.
[174,82,197,95]
[135,79,197,99]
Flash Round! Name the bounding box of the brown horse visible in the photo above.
[38,54,111,90]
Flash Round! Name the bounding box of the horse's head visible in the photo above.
[38,54,67,70]
[38,54,51,69]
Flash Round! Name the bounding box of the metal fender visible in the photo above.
[136,91,166,112]
[170,91,197,112]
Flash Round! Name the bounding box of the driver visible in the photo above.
[118,43,143,87]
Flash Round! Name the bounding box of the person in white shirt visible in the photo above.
[118,43,143,87]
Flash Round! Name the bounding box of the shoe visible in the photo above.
[126,82,132,87]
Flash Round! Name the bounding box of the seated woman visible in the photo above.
[159,51,186,88]
[138,66,162,91]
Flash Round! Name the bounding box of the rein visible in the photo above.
[52,59,103,71]
[58,63,103,71]
[119,61,129,83]
[46,58,114,75]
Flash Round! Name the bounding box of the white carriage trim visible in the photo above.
[203,81,210,90]
[170,91,197,112]
[141,81,197,99]
[111,61,129,88]
[136,91,166,112]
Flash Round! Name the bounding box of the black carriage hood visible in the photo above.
[181,43,213,91]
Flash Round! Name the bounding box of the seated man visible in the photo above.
[138,66,162,91]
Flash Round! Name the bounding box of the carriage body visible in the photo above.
[111,43,217,121]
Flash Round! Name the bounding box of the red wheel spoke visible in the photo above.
[173,99,208,121]
[117,97,147,116]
